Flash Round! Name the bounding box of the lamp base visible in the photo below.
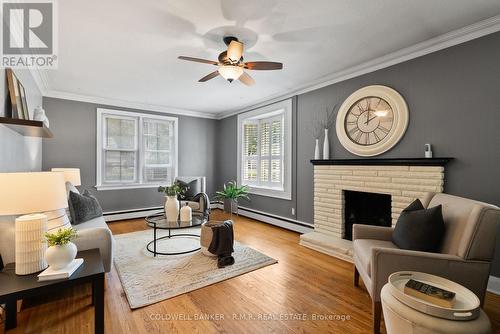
[15,213,48,275]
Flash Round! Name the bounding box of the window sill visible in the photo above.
[95,184,166,191]
[247,186,292,200]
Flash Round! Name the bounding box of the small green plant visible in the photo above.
[215,181,250,201]
[45,228,77,247]
[158,180,188,197]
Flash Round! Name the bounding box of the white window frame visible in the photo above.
[96,108,178,191]
[237,99,292,200]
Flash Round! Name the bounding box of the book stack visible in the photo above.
[404,279,456,308]
[37,258,84,282]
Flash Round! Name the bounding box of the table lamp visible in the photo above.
[51,168,81,186]
[0,172,67,275]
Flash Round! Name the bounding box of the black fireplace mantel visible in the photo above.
[310,158,453,166]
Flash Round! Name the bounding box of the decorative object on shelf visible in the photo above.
[33,106,49,128]
[215,181,249,217]
[180,202,192,222]
[311,104,337,160]
[6,69,24,119]
[17,81,29,120]
[336,85,409,156]
[0,172,67,275]
[158,181,187,222]
[425,143,433,158]
[323,128,330,159]
[44,228,78,270]
[314,139,320,159]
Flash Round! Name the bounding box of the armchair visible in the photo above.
[353,192,500,334]
[175,176,210,218]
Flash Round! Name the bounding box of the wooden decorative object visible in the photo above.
[6,69,24,119]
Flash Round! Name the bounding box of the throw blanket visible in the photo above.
[208,220,235,268]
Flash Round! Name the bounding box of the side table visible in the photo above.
[0,249,105,334]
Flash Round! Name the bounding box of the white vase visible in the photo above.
[323,128,330,159]
[165,195,180,222]
[45,242,77,270]
[180,202,192,222]
[314,139,320,159]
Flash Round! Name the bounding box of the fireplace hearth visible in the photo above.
[343,190,391,241]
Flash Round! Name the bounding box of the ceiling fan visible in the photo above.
[178,36,283,86]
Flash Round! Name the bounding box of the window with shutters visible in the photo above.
[237,99,292,200]
[96,109,178,190]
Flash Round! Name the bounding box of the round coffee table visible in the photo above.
[145,213,206,256]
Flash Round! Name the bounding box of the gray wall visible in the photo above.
[216,32,500,275]
[42,97,217,212]
[0,69,43,172]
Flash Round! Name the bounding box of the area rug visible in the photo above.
[113,228,277,309]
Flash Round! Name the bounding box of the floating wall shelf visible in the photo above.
[0,117,53,138]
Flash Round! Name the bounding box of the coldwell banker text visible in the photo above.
[1,0,58,68]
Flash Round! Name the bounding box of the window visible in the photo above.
[96,108,178,190]
[237,99,292,200]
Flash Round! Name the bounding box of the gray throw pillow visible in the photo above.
[178,179,200,199]
[68,189,103,225]
[392,199,445,253]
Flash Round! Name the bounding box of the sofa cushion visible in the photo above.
[392,199,445,253]
[353,239,399,277]
[177,179,201,199]
[69,190,103,225]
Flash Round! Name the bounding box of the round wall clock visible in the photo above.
[335,85,409,156]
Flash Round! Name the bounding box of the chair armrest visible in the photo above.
[371,247,491,303]
[73,227,114,272]
[191,192,210,218]
[352,224,394,241]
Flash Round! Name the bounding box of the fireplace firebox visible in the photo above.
[343,190,392,241]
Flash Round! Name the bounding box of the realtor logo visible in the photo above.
[1,0,58,68]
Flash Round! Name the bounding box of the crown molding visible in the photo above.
[216,14,500,119]
[43,90,219,119]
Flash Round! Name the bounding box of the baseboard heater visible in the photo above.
[103,203,314,234]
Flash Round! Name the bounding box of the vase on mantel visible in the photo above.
[323,128,330,160]
[314,139,320,159]
[164,195,180,222]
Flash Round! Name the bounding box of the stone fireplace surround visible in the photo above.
[299,158,452,262]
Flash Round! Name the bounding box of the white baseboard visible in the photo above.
[103,206,162,222]
[211,202,313,234]
[487,275,500,295]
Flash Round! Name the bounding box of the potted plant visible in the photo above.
[44,228,78,270]
[158,181,188,222]
[215,181,250,217]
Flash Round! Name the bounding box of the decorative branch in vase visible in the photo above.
[214,181,250,218]
[311,103,338,160]
[44,228,78,270]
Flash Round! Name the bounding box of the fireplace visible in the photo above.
[343,190,392,241]
[299,158,451,262]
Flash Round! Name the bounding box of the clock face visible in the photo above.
[336,85,409,157]
[345,97,394,146]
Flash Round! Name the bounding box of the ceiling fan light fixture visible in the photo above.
[218,65,243,82]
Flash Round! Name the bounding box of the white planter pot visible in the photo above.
[45,242,77,270]
[165,195,180,222]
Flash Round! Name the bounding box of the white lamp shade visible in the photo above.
[51,168,81,186]
[218,65,243,81]
[0,172,68,215]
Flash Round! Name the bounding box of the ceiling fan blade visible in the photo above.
[198,71,220,82]
[227,40,244,62]
[178,56,218,65]
[244,61,283,70]
[239,72,255,86]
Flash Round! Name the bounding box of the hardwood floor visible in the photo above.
[8,210,500,333]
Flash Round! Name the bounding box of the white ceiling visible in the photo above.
[42,0,500,118]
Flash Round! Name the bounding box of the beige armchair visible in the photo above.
[353,192,500,334]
